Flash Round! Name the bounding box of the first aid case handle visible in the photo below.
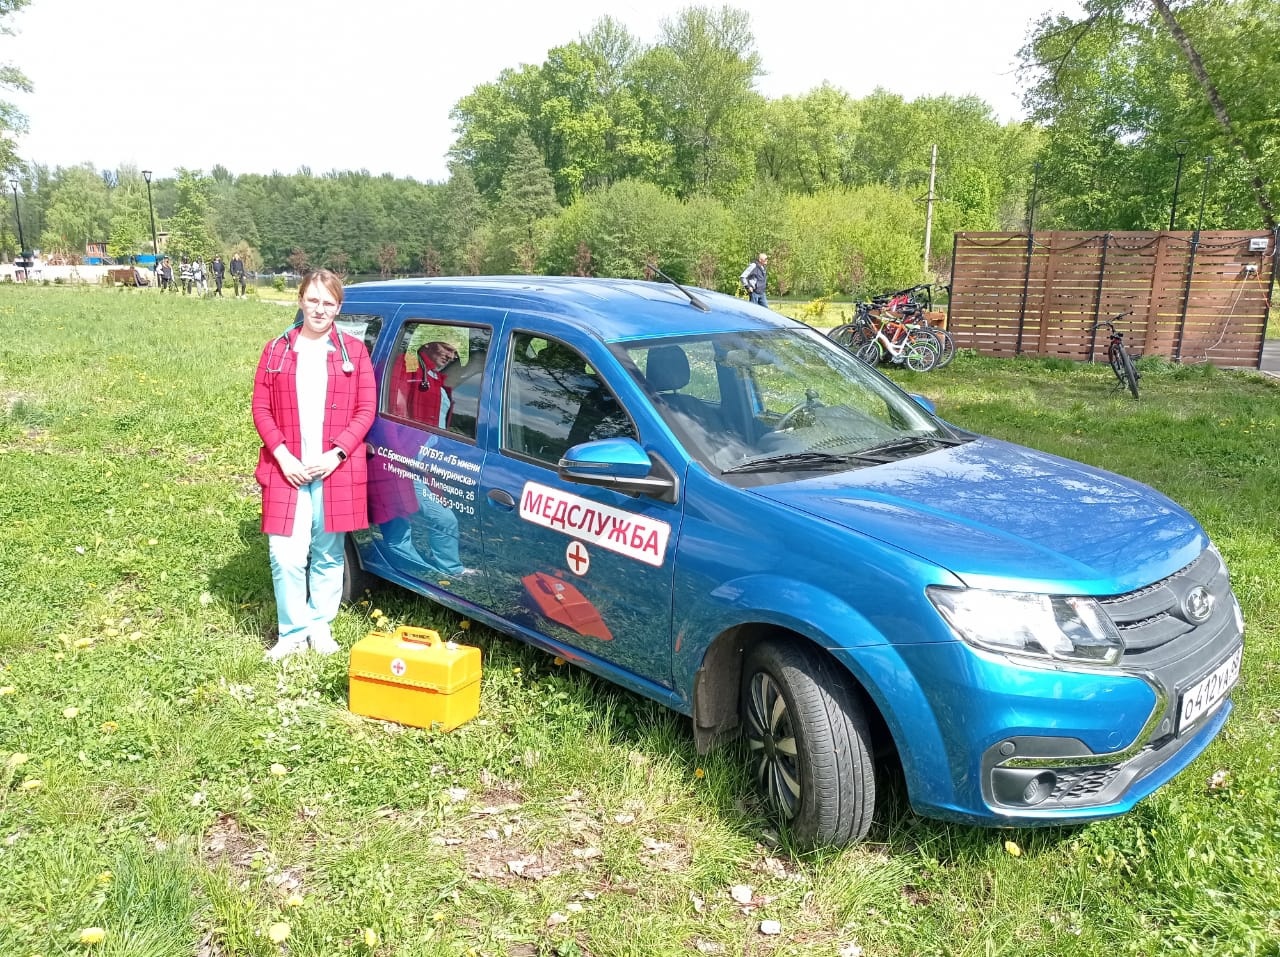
[394,625,442,647]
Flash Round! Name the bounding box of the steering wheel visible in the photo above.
[776,398,825,431]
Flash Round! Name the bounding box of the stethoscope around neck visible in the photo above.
[264,316,354,375]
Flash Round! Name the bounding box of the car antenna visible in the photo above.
[644,261,709,312]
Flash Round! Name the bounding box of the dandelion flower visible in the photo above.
[270,763,288,777]
[19,778,43,791]
[371,609,383,619]
[459,620,471,631]
[5,752,28,769]
[99,721,118,733]
[77,926,107,945]
[694,767,706,779]
[267,921,291,944]
[63,707,80,719]
[73,636,94,649]
[553,656,565,666]
[0,686,15,696]
[1004,840,1022,857]
[96,870,113,885]
[362,928,379,947]
[285,893,304,908]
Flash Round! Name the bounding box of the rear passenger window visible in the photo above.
[502,334,636,466]
[384,321,491,441]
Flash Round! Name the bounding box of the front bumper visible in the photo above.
[863,550,1244,825]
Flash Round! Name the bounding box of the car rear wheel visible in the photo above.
[341,534,373,604]
[741,640,876,848]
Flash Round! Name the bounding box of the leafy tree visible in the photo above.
[38,164,110,260]
[757,84,860,193]
[432,162,487,275]
[106,175,152,263]
[489,132,559,272]
[1020,0,1279,229]
[165,169,218,262]
[640,5,764,200]
[0,0,31,179]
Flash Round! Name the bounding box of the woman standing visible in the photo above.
[251,269,376,660]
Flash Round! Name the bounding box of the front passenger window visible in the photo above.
[502,334,636,466]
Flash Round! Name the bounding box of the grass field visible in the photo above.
[1,285,1277,956]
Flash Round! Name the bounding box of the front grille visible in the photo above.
[1101,549,1234,657]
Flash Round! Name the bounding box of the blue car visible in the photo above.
[337,276,1244,847]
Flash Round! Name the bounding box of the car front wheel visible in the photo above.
[741,640,876,848]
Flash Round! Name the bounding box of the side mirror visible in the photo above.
[558,438,678,502]
[909,393,936,415]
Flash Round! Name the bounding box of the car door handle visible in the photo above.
[487,488,515,509]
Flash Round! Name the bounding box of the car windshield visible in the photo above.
[619,326,963,482]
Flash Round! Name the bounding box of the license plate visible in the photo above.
[1178,646,1243,735]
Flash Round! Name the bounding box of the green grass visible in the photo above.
[1,286,1278,956]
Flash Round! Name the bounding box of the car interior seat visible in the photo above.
[645,345,722,433]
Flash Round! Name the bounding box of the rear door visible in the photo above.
[477,325,686,690]
[362,305,497,605]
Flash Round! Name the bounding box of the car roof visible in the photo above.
[341,275,801,343]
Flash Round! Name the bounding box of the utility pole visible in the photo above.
[923,144,938,279]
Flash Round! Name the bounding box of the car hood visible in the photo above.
[753,437,1205,594]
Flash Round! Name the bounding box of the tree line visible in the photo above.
[2,2,1274,299]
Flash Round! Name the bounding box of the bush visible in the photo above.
[272,275,286,292]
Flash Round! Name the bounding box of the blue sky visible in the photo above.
[5,0,1078,182]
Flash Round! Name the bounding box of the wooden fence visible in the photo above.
[946,230,1276,369]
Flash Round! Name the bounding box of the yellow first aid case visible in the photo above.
[348,626,482,731]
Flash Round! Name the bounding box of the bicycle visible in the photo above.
[1090,310,1140,399]
[853,313,940,372]
[831,291,955,369]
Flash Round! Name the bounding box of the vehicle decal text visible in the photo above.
[519,481,670,567]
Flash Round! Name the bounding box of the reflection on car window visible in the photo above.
[624,328,950,480]
[503,334,637,466]
[384,320,490,440]
[336,314,382,354]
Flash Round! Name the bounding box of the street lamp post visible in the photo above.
[9,180,28,276]
[141,170,159,275]
[1169,140,1188,230]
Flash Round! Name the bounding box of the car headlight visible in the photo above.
[926,586,1123,665]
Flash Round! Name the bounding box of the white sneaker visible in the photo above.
[309,631,340,655]
[265,636,307,661]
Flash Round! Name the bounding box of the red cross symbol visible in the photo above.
[390,657,407,677]
[566,541,590,576]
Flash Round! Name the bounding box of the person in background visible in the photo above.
[158,257,173,291]
[211,255,225,297]
[251,269,376,660]
[740,252,769,308]
[194,258,207,296]
[230,253,247,298]
[179,256,193,294]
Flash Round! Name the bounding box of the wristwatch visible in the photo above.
[334,448,347,462]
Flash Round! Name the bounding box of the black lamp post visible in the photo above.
[9,179,27,270]
[141,170,159,271]
[1169,140,1188,230]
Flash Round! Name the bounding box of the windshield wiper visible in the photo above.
[722,451,863,474]
[853,435,962,462]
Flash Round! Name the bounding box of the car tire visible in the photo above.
[741,640,876,848]
[341,534,373,605]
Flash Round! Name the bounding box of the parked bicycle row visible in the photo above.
[827,284,955,373]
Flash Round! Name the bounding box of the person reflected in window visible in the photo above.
[411,341,469,582]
